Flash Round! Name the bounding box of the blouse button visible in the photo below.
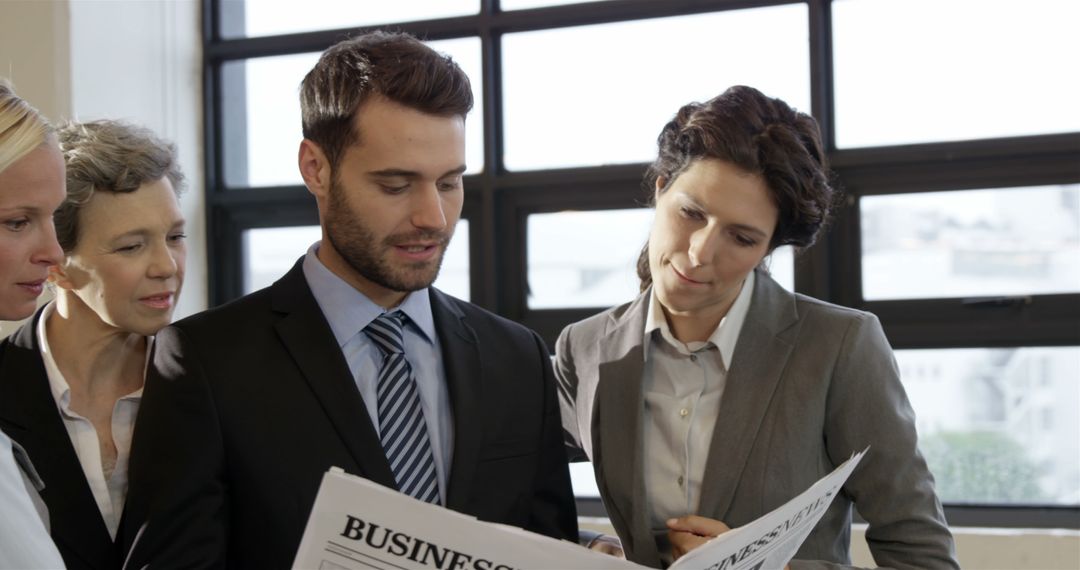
[677,476,685,486]
[690,354,698,362]
[679,408,689,418]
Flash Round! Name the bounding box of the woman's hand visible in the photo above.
[586,533,625,558]
[666,516,790,569]
[666,515,731,560]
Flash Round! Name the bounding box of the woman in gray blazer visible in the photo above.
[556,85,959,570]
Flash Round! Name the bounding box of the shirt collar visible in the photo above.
[302,242,437,347]
[643,270,755,370]
[37,301,71,407]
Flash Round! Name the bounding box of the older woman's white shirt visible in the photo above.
[36,301,146,539]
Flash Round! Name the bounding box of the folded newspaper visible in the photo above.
[293,449,866,570]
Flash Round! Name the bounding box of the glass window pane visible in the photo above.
[861,185,1080,300]
[765,245,795,293]
[435,219,471,301]
[243,225,320,293]
[898,347,1080,505]
[502,5,810,171]
[528,209,652,309]
[222,38,483,189]
[243,220,470,300]
[570,461,600,498]
[833,0,1080,148]
[225,0,478,39]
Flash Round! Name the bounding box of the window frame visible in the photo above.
[202,0,1080,529]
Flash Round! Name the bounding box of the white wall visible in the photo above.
[0,0,206,338]
[0,0,72,122]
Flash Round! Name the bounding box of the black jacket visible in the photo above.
[121,259,577,569]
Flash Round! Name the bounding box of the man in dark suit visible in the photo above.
[122,31,577,568]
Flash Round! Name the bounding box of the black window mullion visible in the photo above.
[807,0,835,151]
[476,8,501,312]
[872,295,1080,350]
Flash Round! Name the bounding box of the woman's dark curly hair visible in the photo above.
[636,85,839,291]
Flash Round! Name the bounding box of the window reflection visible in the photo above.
[230,0,478,38]
[861,185,1080,300]
[527,209,652,309]
[898,347,1080,505]
[502,5,810,170]
[833,0,1080,147]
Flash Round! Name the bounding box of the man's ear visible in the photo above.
[299,139,332,199]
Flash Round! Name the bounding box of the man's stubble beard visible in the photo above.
[324,179,452,293]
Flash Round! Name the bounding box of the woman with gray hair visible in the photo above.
[0,80,67,568]
[0,118,186,569]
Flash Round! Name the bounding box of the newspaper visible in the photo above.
[667,448,866,570]
[293,449,866,570]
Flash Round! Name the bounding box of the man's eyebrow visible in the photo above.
[441,165,467,178]
[367,168,419,178]
[367,165,467,178]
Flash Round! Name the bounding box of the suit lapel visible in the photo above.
[593,292,662,566]
[0,308,117,568]
[429,289,482,510]
[272,262,396,488]
[697,270,799,521]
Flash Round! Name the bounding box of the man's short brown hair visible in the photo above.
[299,31,474,173]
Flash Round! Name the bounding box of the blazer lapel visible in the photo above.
[0,308,117,568]
[429,289,482,510]
[593,292,662,566]
[697,270,799,521]
[271,261,396,488]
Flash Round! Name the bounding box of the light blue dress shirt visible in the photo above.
[302,243,453,504]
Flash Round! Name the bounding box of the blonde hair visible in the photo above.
[0,79,52,174]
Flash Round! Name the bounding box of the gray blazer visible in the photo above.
[555,269,959,569]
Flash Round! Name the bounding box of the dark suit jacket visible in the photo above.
[556,269,959,570]
[0,307,122,570]
[122,260,577,569]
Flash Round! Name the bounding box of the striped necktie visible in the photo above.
[364,311,441,504]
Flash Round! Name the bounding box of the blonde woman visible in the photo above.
[0,80,67,569]
[0,119,186,569]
